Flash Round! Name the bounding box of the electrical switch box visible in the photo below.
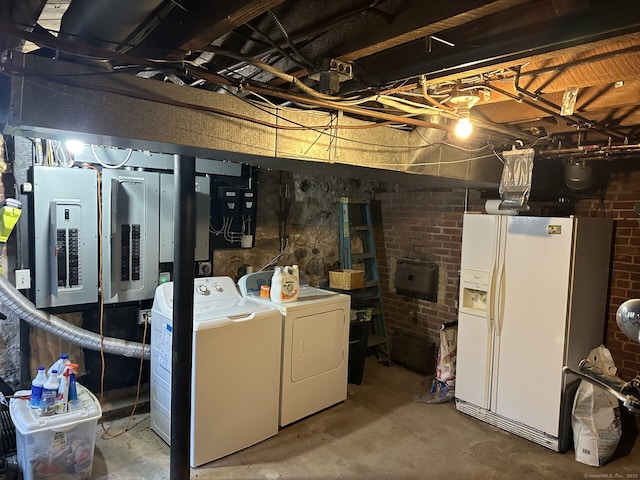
[33,166,98,308]
[240,190,256,216]
[217,187,239,217]
[101,170,159,304]
[210,166,257,249]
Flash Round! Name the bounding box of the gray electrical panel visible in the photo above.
[159,174,210,262]
[33,166,99,308]
[101,170,160,304]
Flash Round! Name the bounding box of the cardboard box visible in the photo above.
[10,384,102,480]
[329,269,365,290]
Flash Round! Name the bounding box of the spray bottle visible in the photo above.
[67,364,80,412]
[55,363,74,413]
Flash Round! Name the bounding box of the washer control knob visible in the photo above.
[214,284,224,292]
[196,284,209,295]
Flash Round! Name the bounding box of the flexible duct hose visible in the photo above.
[0,275,150,360]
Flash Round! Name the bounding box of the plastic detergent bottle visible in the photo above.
[270,265,300,303]
[29,366,47,408]
[47,353,70,378]
[40,369,60,416]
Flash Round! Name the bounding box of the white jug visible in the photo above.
[270,265,300,303]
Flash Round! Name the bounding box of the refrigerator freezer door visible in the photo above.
[493,216,574,436]
[456,213,500,409]
[456,311,493,408]
[460,213,499,272]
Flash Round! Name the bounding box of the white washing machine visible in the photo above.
[150,276,282,467]
[238,271,351,427]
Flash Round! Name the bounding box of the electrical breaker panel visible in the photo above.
[33,166,98,308]
[101,170,160,304]
[159,174,210,263]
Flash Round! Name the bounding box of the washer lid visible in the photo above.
[194,296,272,319]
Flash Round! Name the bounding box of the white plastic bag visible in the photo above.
[421,322,457,404]
[571,345,622,467]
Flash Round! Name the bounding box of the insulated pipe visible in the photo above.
[59,0,166,51]
[0,275,150,360]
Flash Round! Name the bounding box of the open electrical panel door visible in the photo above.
[564,299,640,414]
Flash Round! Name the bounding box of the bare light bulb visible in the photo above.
[455,117,473,138]
[65,139,84,154]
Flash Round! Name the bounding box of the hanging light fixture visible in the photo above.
[449,90,480,139]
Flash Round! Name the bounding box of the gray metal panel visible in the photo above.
[33,166,98,308]
[71,146,242,177]
[102,169,160,304]
[159,174,210,262]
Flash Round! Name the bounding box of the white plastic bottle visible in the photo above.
[270,267,282,302]
[29,366,47,409]
[55,366,70,414]
[47,353,70,378]
[40,369,60,416]
[270,265,299,303]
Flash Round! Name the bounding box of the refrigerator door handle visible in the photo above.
[486,220,500,334]
[487,266,496,334]
[496,263,506,335]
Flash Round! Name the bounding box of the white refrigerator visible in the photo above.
[455,213,612,451]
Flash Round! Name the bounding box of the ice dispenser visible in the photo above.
[459,270,489,315]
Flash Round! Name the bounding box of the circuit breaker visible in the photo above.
[159,173,210,262]
[33,166,98,308]
[101,170,160,304]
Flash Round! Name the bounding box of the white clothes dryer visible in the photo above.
[238,270,350,427]
[150,276,282,467]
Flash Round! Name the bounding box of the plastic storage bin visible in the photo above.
[9,383,102,480]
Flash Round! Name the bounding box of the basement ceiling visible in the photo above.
[2,0,640,191]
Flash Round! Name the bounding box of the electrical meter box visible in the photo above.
[101,169,160,304]
[159,174,210,262]
[33,166,99,308]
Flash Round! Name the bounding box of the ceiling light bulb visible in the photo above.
[455,117,473,139]
[65,139,84,154]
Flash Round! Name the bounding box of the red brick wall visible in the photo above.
[376,184,640,381]
[575,170,640,380]
[374,189,483,341]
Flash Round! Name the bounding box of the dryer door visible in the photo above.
[291,308,345,382]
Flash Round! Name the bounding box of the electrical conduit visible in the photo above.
[0,275,150,360]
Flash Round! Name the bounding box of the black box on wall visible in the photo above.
[394,258,439,301]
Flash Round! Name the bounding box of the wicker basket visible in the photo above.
[329,269,365,290]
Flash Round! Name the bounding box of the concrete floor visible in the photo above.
[86,358,637,478]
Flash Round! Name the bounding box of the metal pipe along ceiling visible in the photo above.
[59,0,167,51]
[0,275,150,360]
